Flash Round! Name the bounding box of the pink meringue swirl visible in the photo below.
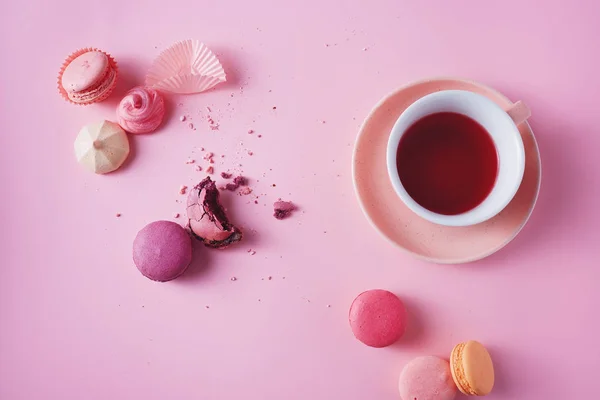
[116,87,165,134]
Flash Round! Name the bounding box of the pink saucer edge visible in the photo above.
[351,77,542,264]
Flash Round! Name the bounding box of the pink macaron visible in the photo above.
[58,48,118,105]
[399,356,457,400]
[133,221,193,282]
[348,289,407,347]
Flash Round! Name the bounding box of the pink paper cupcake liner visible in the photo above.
[57,47,119,106]
[146,40,226,94]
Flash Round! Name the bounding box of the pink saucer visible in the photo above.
[352,78,541,264]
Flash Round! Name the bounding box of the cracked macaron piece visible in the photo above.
[133,221,192,282]
[348,289,407,347]
[450,340,495,396]
[187,177,242,248]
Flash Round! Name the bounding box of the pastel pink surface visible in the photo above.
[353,78,541,263]
[398,356,456,400]
[133,221,192,282]
[349,289,407,347]
[61,51,108,93]
[2,2,600,400]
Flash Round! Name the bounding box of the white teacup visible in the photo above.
[386,90,529,227]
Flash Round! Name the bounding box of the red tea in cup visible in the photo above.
[395,112,498,215]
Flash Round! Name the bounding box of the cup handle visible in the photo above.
[506,101,531,126]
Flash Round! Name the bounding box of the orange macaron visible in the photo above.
[450,340,495,396]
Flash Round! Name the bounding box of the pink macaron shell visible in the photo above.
[348,289,407,348]
[399,356,457,400]
[57,48,118,105]
[61,51,108,93]
[132,221,193,282]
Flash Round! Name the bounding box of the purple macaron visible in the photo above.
[133,220,193,282]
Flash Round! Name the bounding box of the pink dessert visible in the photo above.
[58,49,118,105]
[116,87,165,134]
[132,221,192,282]
[348,289,407,348]
[187,177,242,248]
[398,356,457,400]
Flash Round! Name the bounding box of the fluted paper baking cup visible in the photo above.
[146,40,226,94]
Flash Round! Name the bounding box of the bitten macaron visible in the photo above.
[450,340,495,396]
[58,48,118,105]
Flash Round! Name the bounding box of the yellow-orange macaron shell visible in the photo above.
[450,340,494,396]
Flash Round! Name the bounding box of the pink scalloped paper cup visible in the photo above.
[57,48,118,105]
[145,40,226,94]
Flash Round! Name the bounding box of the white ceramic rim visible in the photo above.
[386,90,526,227]
[351,78,542,264]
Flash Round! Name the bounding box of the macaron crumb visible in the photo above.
[248,151,254,156]
[186,159,195,164]
[188,123,194,130]
[239,187,253,196]
[221,172,232,179]
[248,129,254,134]
[273,200,296,220]
[233,176,248,186]
[206,166,214,174]
[195,165,203,172]
[173,213,180,218]
[179,185,188,195]
[180,115,186,122]
[230,277,237,281]
[115,213,122,217]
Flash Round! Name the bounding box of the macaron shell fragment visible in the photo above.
[451,340,494,396]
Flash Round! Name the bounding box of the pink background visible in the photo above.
[1,1,599,399]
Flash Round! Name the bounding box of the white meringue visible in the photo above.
[74,120,130,174]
